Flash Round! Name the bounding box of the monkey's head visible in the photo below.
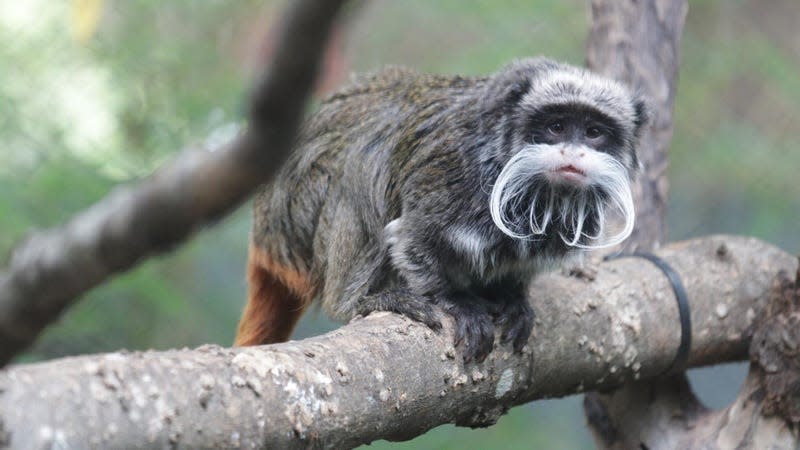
[486,59,648,249]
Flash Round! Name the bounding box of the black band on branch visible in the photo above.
[604,252,692,375]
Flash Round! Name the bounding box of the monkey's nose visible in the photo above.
[560,146,585,158]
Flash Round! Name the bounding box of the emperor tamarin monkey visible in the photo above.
[235,57,648,362]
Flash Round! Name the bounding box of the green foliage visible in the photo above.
[350,0,587,75]
[670,1,800,250]
[0,0,261,358]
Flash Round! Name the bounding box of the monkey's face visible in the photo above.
[525,105,635,188]
[489,105,637,249]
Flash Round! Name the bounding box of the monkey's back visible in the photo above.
[251,68,484,302]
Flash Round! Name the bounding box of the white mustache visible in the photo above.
[489,143,635,249]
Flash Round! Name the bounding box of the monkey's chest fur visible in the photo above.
[384,196,576,295]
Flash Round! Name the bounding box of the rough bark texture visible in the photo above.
[0,0,348,367]
[584,264,800,450]
[0,235,794,449]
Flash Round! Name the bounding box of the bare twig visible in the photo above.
[0,235,795,449]
[0,0,349,367]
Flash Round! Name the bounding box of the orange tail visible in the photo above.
[234,243,310,346]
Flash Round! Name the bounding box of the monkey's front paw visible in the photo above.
[497,299,534,352]
[442,298,495,363]
[358,289,442,332]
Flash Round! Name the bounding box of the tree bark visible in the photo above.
[0,0,349,367]
[584,264,800,450]
[0,235,794,449]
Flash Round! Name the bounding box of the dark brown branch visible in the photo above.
[0,235,794,449]
[0,0,349,367]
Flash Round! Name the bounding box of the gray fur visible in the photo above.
[251,58,648,361]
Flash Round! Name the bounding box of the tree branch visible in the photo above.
[0,235,794,449]
[0,0,349,367]
[584,261,800,449]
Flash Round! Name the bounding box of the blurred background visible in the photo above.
[2,0,799,448]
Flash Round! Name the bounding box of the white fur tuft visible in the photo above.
[489,144,635,249]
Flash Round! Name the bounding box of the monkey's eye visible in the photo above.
[585,126,604,139]
[547,122,564,135]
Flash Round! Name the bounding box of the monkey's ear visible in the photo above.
[633,98,650,137]
[482,58,558,113]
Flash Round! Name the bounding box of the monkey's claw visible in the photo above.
[443,299,495,363]
[497,299,534,352]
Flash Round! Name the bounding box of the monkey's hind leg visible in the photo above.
[234,243,311,346]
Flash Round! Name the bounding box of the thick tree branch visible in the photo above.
[0,0,349,367]
[0,235,794,449]
[584,263,800,449]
